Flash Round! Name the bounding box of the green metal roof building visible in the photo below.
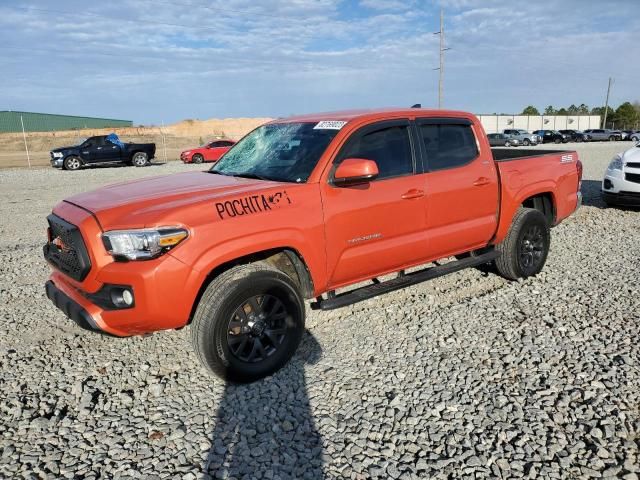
[0,111,132,133]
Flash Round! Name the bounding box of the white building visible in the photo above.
[477,114,601,134]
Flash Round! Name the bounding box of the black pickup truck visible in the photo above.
[50,135,156,171]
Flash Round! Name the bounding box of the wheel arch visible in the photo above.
[493,184,558,245]
[186,247,315,326]
[521,191,556,225]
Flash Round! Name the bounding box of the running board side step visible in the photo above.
[311,250,499,311]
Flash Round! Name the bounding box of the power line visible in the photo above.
[4,5,237,33]
[0,45,318,69]
[139,0,306,22]
[1,1,334,34]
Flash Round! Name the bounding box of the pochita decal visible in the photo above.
[215,191,292,219]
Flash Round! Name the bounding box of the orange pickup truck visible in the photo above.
[44,108,582,381]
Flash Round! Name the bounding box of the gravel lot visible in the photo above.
[1,142,639,479]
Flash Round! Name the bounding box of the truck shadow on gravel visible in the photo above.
[581,180,640,211]
[581,180,607,208]
[202,331,324,479]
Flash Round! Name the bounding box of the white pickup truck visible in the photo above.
[602,142,640,206]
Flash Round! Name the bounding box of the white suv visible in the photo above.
[602,143,640,207]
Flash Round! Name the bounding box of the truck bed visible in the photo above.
[491,148,581,243]
[491,148,569,162]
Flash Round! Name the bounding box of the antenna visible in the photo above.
[433,8,451,109]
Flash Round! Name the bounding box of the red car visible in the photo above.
[180,139,235,164]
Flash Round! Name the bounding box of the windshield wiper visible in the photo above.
[208,170,292,182]
[231,172,273,181]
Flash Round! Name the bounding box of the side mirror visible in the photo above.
[334,158,379,186]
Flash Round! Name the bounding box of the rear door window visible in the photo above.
[418,123,479,171]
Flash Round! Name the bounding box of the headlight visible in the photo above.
[608,155,623,171]
[52,152,63,158]
[102,227,188,260]
[183,151,191,156]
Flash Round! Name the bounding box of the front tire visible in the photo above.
[191,262,305,382]
[192,154,204,164]
[495,208,550,281]
[132,152,148,167]
[63,156,81,171]
[504,141,511,147]
[523,139,531,146]
[609,135,616,142]
[554,138,561,144]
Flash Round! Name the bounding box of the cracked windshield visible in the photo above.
[211,122,340,183]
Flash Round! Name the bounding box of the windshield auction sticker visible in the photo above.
[314,121,347,130]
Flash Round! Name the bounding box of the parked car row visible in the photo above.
[489,128,640,148]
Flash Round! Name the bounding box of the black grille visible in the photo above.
[625,172,640,184]
[626,162,640,169]
[43,214,91,281]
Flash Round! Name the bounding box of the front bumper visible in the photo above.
[45,280,107,334]
[45,249,195,337]
[43,203,197,337]
[50,155,63,168]
[602,191,640,206]
[180,153,191,163]
[602,167,640,206]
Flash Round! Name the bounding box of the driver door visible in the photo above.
[321,120,428,289]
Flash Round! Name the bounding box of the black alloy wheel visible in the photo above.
[518,223,546,276]
[226,294,289,363]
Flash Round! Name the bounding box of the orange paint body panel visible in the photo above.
[44,108,581,337]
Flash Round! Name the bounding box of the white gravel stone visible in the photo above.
[0,143,639,478]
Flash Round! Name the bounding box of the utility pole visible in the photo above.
[602,77,613,128]
[20,115,31,168]
[434,9,450,108]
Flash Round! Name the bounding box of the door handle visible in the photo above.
[401,189,425,199]
[473,177,490,186]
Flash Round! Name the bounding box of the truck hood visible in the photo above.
[63,171,289,229]
[51,145,79,153]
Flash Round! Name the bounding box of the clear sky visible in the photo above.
[1,0,638,124]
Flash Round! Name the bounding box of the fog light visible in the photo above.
[122,289,134,306]
[604,179,613,190]
[110,288,134,308]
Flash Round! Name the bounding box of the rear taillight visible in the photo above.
[576,159,583,189]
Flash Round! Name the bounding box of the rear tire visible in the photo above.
[192,154,204,164]
[495,208,550,281]
[190,262,305,383]
[63,156,81,171]
[132,152,148,167]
